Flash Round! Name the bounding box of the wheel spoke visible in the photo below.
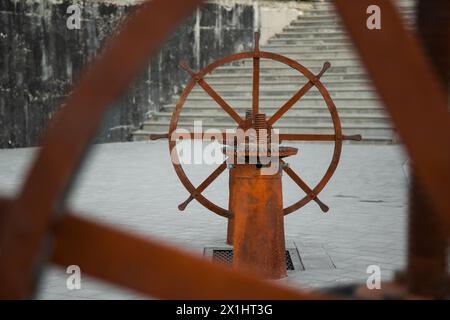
[178,161,227,211]
[279,133,362,142]
[180,61,243,124]
[267,62,331,126]
[252,32,261,116]
[0,0,204,299]
[51,214,320,299]
[151,132,227,142]
[281,160,329,213]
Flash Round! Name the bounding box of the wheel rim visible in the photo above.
[168,51,343,217]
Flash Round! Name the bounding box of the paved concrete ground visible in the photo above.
[0,141,410,299]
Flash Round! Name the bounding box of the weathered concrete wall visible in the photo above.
[258,1,306,44]
[0,0,256,148]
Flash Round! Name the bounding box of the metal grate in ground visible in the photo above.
[207,248,301,271]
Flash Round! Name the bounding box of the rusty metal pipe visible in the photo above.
[230,163,287,279]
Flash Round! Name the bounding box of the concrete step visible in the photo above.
[187,88,377,99]
[215,58,365,70]
[162,104,384,115]
[238,56,360,66]
[148,112,389,126]
[139,121,393,141]
[274,31,348,39]
[290,14,416,27]
[258,50,356,59]
[289,17,413,29]
[261,38,354,48]
[285,19,413,33]
[268,38,352,45]
[180,97,380,107]
[299,8,415,17]
[193,80,372,90]
[205,73,368,82]
[312,1,416,10]
[211,65,366,75]
[307,5,414,17]
[240,59,364,70]
[290,18,341,25]
[292,16,344,23]
[132,129,393,144]
[262,43,354,51]
[188,89,374,98]
[279,26,347,33]
[283,20,344,27]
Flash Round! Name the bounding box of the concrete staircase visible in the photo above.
[133,0,416,143]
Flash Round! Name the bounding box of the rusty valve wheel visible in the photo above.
[151,32,362,217]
